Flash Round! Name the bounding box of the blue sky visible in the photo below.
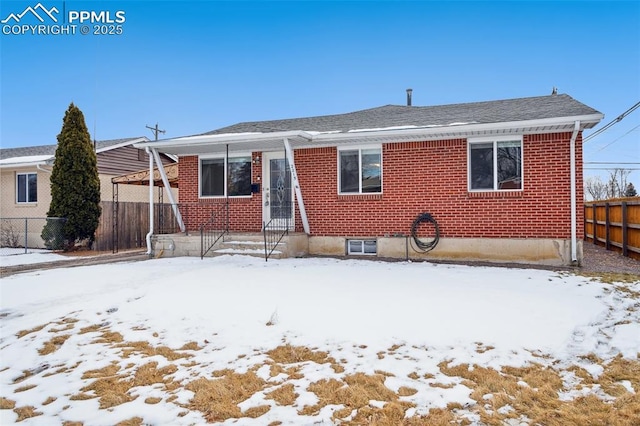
[1,1,638,181]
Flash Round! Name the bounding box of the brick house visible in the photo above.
[137,93,603,266]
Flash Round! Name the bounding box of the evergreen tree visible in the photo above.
[625,182,638,197]
[45,103,101,249]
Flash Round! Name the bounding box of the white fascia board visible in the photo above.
[134,131,314,151]
[96,137,150,153]
[0,161,49,169]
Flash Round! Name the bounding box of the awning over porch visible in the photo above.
[111,163,179,187]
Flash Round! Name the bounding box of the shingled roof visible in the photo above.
[0,137,147,160]
[204,94,602,135]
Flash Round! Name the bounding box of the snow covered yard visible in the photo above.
[0,256,638,425]
[0,249,74,267]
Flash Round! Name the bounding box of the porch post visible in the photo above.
[151,148,185,232]
[283,138,310,234]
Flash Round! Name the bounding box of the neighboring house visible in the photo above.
[137,93,603,266]
[0,137,178,246]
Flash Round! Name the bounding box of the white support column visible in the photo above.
[283,138,310,234]
[151,148,185,232]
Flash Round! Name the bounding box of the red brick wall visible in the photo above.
[177,132,584,239]
[178,153,263,232]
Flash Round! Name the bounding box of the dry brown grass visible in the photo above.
[42,397,56,405]
[580,272,640,285]
[43,361,82,377]
[299,372,407,422]
[75,360,178,410]
[397,386,418,396]
[117,341,193,361]
[131,362,178,387]
[437,358,640,425]
[49,323,75,333]
[62,422,84,426]
[179,341,202,351]
[93,330,124,344]
[38,334,71,355]
[243,404,270,418]
[145,397,162,404]
[16,324,47,339]
[13,405,42,421]
[12,370,33,384]
[14,384,37,393]
[267,344,333,364]
[265,383,298,406]
[115,417,143,426]
[0,397,16,409]
[186,370,266,422]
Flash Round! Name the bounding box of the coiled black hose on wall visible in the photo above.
[410,212,440,253]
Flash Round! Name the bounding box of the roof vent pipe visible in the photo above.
[406,88,413,106]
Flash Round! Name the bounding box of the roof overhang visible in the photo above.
[0,155,53,169]
[134,113,604,156]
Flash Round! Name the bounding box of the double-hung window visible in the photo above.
[339,146,382,194]
[200,155,252,197]
[469,137,522,191]
[16,172,37,203]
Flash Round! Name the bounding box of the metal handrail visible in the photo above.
[263,217,289,261]
[199,204,229,259]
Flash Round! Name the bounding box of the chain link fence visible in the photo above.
[0,217,67,256]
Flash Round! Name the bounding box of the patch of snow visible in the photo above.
[0,249,72,267]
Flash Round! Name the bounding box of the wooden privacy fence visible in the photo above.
[94,201,180,252]
[584,200,640,260]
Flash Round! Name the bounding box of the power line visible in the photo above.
[591,123,640,153]
[583,100,640,143]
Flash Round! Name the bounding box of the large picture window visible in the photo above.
[339,147,382,194]
[16,172,37,203]
[469,138,522,191]
[200,155,251,197]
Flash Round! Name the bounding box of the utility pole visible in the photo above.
[146,123,166,141]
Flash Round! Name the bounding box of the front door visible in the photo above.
[262,152,293,229]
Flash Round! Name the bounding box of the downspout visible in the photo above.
[145,147,155,255]
[569,121,580,263]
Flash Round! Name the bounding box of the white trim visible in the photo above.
[151,148,184,233]
[95,137,149,154]
[283,138,310,234]
[133,113,603,157]
[15,172,37,204]
[467,136,524,192]
[198,153,253,199]
[337,144,383,195]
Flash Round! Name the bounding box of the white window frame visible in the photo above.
[468,136,523,192]
[347,239,377,255]
[16,172,37,203]
[198,153,253,198]
[337,144,383,195]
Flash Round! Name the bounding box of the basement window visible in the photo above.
[347,239,377,255]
